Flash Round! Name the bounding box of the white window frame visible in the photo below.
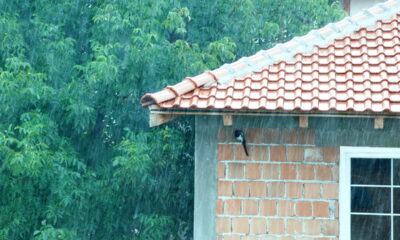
[340,146,400,240]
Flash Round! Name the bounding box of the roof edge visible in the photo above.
[141,0,400,107]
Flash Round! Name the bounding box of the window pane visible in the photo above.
[351,215,390,240]
[351,158,391,185]
[351,187,390,213]
[394,159,400,186]
[395,217,400,239]
[394,188,400,213]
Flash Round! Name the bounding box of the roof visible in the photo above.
[141,0,400,113]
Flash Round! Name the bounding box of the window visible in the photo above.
[340,147,400,240]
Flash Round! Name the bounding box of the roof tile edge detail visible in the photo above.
[141,0,400,107]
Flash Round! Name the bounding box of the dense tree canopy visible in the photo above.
[0,1,345,239]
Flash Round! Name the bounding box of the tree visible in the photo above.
[0,0,345,239]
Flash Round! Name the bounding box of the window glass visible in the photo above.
[351,158,391,185]
[394,159,400,186]
[351,187,390,213]
[394,188,400,214]
[395,217,400,239]
[351,215,390,240]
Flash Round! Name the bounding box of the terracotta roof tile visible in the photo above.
[142,0,400,113]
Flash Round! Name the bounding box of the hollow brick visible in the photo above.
[218,144,234,161]
[269,219,285,234]
[246,163,261,179]
[218,163,226,178]
[281,164,297,179]
[262,164,280,179]
[270,146,286,162]
[232,217,249,234]
[298,164,315,180]
[322,183,339,199]
[286,146,304,162]
[236,145,250,160]
[321,219,339,236]
[286,182,302,198]
[267,182,285,198]
[304,183,320,199]
[242,199,259,215]
[313,201,330,218]
[278,200,295,217]
[304,219,321,235]
[218,181,233,197]
[234,181,250,197]
[259,128,281,143]
[315,165,333,181]
[228,163,245,179]
[217,199,223,214]
[260,200,277,216]
[223,236,241,240]
[323,147,339,163]
[286,219,303,234]
[250,181,267,198]
[250,218,267,234]
[252,146,269,161]
[216,217,231,233]
[304,148,323,162]
[225,199,241,215]
[296,201,312,217]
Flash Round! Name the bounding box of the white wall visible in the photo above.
[350,0,386,16]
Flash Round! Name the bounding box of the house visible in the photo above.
[141,0,400,239]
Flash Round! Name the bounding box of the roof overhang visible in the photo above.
[148,105,400,129]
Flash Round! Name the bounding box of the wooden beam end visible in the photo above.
[223,115,233,126]
[299,116,309,128]
[149,113,178,127]
[374,117,384,129]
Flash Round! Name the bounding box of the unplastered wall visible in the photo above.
[216,128,339,240]
[194,115,400,240]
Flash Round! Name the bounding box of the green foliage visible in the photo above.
[0,0,345,239]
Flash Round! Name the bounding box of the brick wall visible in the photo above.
[216,128,339,240]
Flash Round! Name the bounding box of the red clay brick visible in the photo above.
[252,146,268,161]
[286,146,304,162]
[247,128,261,143]
[298,165,315,180]
[218,163,226,178]
[282,129,315,144]
[225,199,241,215]
[315,165,333,181]
[278,200,295,217]
[228,163,245,179]
[218,144,233,160]
[323,147,339,162]
[269,219,284,234]
[246,163,261,179]
[218,181,233,196]
[270,146,286,162]
[250,181,267,198]
[286,219,303,234]
[235,145,250,160]
[242,199,259,215]
[304,183,320,199]
[267,182,285,198]
[232,217,249,234]
[304,148,323,162]
[304,220,321,235]
[313,201,330,218]
[216,217,231,233]
[281,164,297,179]
[234,181,249,197]
[250,218,267,234]
[286,182,302,198]
[217,199,223,214]
[296,201,312,217]
[332,166,339,181]
[260,200,276,216]
[262,164,280,179]
[323,183,339,199]
[321,219,339,236]
[223,236,241,240]
[260,129,281,143]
